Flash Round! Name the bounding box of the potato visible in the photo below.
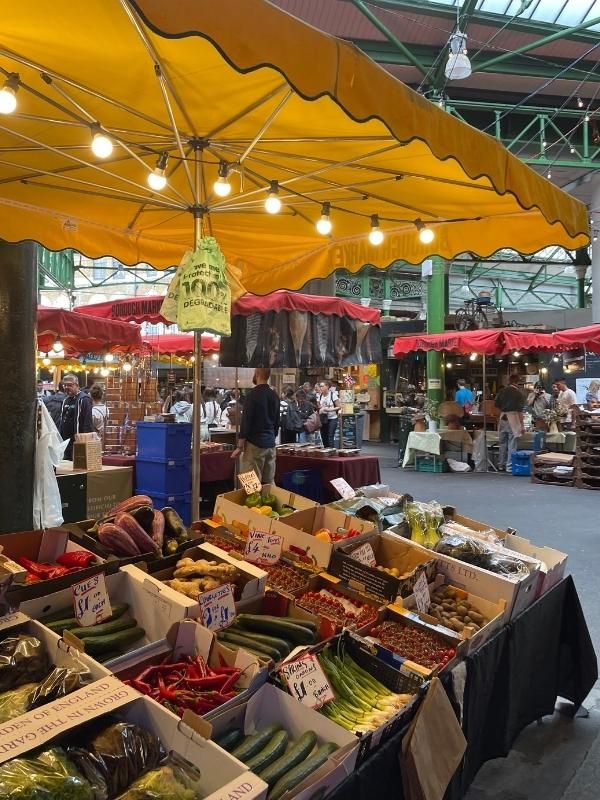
[449,617,465,632]
[456,605,469,617]
[469,610,484,624]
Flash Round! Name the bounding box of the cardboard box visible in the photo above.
[294,572,386,636]
[73,439,103,471]
[21,565,200,666]
[0,678,268,800]
[1,528,104,603]
[112,619,268,717]
[214,484,317,532]
[329,531,436,603]
[210,682,358,800]
[86,465,133,519]
[272,507,377,570]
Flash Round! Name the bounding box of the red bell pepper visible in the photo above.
[56,550,97,568]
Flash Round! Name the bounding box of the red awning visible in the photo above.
[74,295,168,325]
[143,333,220,355]
[550,324,600,354]
[393,329,505,357]
[38,307,142,354]
[232,291,381,325]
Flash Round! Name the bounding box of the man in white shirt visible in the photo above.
[555,379,577,429]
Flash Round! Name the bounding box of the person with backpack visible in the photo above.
[494,373,525,473]
[201,388,222,429]
[317,380,340,447]
[280,387,304,443]
[296,389,320,443]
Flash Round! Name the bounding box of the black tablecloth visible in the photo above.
[327,576,597,800]
[275,454,381,502]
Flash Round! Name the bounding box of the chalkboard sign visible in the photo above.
[339,414,358,449]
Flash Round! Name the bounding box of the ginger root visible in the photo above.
[173,558,239,581]
[168,577,221,598]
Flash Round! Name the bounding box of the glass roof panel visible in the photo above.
[420,0,600,31]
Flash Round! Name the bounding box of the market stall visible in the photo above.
[38,306,143,355]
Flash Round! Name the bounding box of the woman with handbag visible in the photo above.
[317,380,340,447]
[296,389,320,443]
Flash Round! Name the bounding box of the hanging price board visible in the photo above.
[350,542,377,568]
[280,655,335,709]
[72,573,112,627]
[245,531,283,566]
[413,572,431,614]
[330,478,356,500]
[199,583,236,632]
[238,470,262,495]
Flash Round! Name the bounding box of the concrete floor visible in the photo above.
[364,444,600,800]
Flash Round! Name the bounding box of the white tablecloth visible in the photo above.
[402,430,473,468]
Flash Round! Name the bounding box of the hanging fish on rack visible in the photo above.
[289,311,309,366]
[355,322,370,364]
[315,315,329,365]
[245,312,262,365]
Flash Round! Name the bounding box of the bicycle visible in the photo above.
[454,295,518,330]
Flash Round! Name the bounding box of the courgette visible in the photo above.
[214,729,245,752]
[235,615,316,644]
[39,605,78,624]
[44,602,130,631]
[218,631,283,661]
[259,732,318,787]
[82,626,145,656]
[221,643,271,662]
[231,724,283,762]
[247,730,289,772]
[67,616,138,639]
[229,629,291,658]
[268,742,338,800]
[239,614,317,633]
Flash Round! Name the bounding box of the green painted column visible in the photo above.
[575,266,587,309]
[426,257,446,403]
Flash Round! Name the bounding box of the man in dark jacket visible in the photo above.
[494,374,525,473]
[59,374,94,460]
[231,368,279,483]
[43,382,66,428]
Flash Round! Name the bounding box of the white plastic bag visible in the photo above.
[33,401,69,529]
[447,458,471,473]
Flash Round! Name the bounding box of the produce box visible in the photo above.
[209,682,358,800]
[396,574,506,655]
[20,565,199,667]
[0,528,104,603]
[0,677,268,800]
[271,507,376,571]
[112,619,267,719]
[328,531,436,603]
[214,484,317,531]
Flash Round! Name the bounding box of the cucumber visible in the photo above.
[214,729,245,752]
[228,628,291,657]
[221,643,271,662]
[268,742,338,800]
[235,615,316,644]
[39,605,78,624]
[259,732,318,787]
[44,603,130,631]
[82,626,145,656]
[231,724,283,762]
[218,631,283,661]
[67,616,138,639]
[247,730,289,773]
[239,615,317,633]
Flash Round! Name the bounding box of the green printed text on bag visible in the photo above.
[177,238,231,336]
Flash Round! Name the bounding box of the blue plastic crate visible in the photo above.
[138,488,192,526]
[511,450,534,477]
[135,457,191,495]
[136,422,192,460]
[280,469,324,503]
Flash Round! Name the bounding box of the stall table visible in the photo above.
[199,448,236,511]
[402,430,473,468]
[275,452,380,501]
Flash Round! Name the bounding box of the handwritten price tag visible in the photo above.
[245,531,283,566]
[238,470,262,495]
[72,573,112,627]
[280,655,335,709]
[330,478,356,500]
[199,583,236,632]
[350,542,377,568]
[413,572,431,614]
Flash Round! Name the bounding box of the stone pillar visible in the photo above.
[0,242,37,532]
[426,257,446,403]
[575,266,587,309]
[592,178,600,323]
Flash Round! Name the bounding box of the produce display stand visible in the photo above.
[531,451,576,488]
[274,452,381,503]
[575,409,600,490]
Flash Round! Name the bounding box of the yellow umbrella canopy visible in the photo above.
[0,0,589,294]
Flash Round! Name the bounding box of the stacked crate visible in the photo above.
[575,409,600,490]
[135,422,193,524]
[102,373,161,455]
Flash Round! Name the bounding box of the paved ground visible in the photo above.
[363,443,600,800]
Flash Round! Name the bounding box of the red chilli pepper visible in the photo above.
[220,671,241,694]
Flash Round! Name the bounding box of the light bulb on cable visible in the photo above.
[147,152,168,192]
[415,219,435,244]
[52,338,64,354]
[553,355,560,363]
[42,356,51,367]
[100,368,110,378]
[577,97,584,108]
[368,215,384,246]
[213,162,232,197]
[513,351,521,358]
[316,202,332,235]
[91,124,113,158]
[122,361,132,373]
[469,353,477,361]
[104,353,114,363]
[265,181,282,214]
[0,74,19,114]
[446,362,453,369]
[444,32,471,81]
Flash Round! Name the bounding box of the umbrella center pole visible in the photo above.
[191,198,203,522]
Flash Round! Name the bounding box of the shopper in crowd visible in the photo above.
[44,382,66,428]
[585,380,600,407]
[527,382,551,420]
[90,384,107,438]
[555,379,578,429]
[316,379,340,447]
[302,381,317,400]
[59,373,94,460]
[454,379,474,417]
[296,389,317,443]
[220,387,242,411]
[280,387,301,444]
[37,380,48,398]
[170,389,193,423]
[494,374,525,473]
[222,399,242,428]
[201,388,222,429]
[232,368,279,483]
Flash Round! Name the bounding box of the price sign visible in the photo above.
[72,573,112,627]
[238,470,262,495]
[413,572,431,614]
[199,583,236,632]
[280,655,335,709]
[350,542,377,568]
[245,531,283,566]
[330,478,356,500]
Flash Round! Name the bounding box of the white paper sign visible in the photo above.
[413,572,431,614]
[199,583,236,631]
[280,654,335,709]
[238,470,262,495]
[72,572,112,627]
[245,530,283,566]
[350,542,377,568]
[330,478,356,499]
